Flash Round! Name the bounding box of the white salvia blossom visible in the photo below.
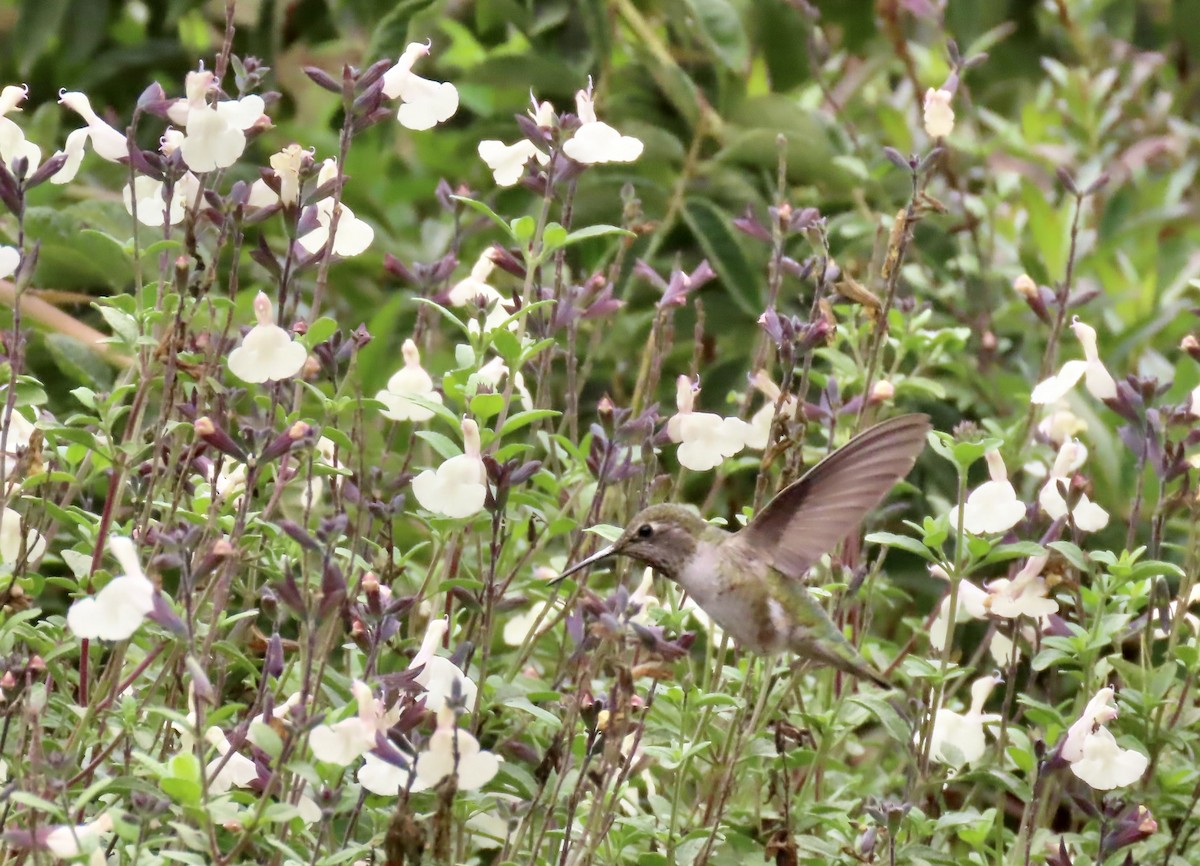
[377,339,442,422]
[410,616,478,713]
[1190,384,1200,418]
[309,680,397,766]
[928,567,989,652]
[302,436,345,510]
[381,41,459,131]
[358,751,427,796]
[160,128,184,155]
[122,172,203,227]
[44,812,114,860]
[66,536,156,641]
[247,143,306,207]
[1153,585,1200,639]
[926,674,1002,767]
[227,291,308,384]
[987,555,1059,619]
[50,127,89,185]
[169,68,266,173]
[563,86,643,164]
[0,507,46,565]
[946,449,1026,535]
[1038,407,1087,446]
[476,355,533,409]
[1038,439,1109,531]
[415,708,499,790]
[58,90,128,161]
[1031,318,1118,404]
[502,600,557,646]
[923,88,955,138]
[1063,687,1149,790]
[629,567,660,625]
[0,404,36,478]
[666,375,750,472]
[745,370,798,450]
[478,138,548,187]
[448,251,512,333]
[296,158,375,257]
[412,418,488,519]
[530,95,555,128]
[0,85,44,175]
[247,691,306,749]
[0,245,18,280]
[204,726,259,794]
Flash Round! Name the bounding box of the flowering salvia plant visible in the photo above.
[0,5,1197,866]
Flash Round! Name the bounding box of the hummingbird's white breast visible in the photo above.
[675,540,784,653]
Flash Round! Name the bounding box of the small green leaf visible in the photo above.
[414,430,462,461]
[510,215,536,244]
[304,316,339,347]
[683,0,749,71]
[848,694,911,744]
[470,392,506,422]
[560,224,634,246]
[865,531,934,561]
[500,409,559,437]
[681,197,760,317]
[451,195,514,237]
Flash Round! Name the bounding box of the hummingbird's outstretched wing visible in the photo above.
[734,413,930,580]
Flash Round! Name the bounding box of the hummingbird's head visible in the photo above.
[555,504,709,584]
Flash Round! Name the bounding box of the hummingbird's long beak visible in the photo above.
[550,544,617,586]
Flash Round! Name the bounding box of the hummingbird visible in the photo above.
[556,414,931,686]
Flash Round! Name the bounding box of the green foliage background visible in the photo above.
[1,1,1200,865]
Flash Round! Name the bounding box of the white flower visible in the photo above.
[160,128,184,155]
[1153,585,1200,639]
[302,436,345,509]
[248,143,306,207]
[475,356,532,409]
[227,291,308,383]
[502,600,551,646]
[49,128,89,185]
[1063,687,1148,790]
[44,813,113,859]
[58,90,127,161]
[381,42,459,131]
[923,88,955,138]
[358,751,428,795]
[296,159,374,257]
[1038,408,1087,446]
[309,680,396,765]
[204,726,258,794]
[0,90,41,174]
[1190,384,1200,418]
[478,139,548,186]
[412,418,488,518]
[563,87,643,164]
[926,674,1001,766]
[0,507,45,564]
[0,84,26,116]
[929,570,989,652]
[987,555,1059,619]
[247,691,306,749]
[988,556,1056,618]
[1031,318,1118,404]
[1038,440,1109,531]
[0,246,18,280]
[377,339,442,422]
[530,95,555,128]
[122,172,202,227]
[666,375,750,471]
[946,449,1026,535]
[166,69,265,173]
[448,251,512,332]
[410,617,479,713]
[745,370,798,450]
[0,404,36,477]
[66,536,156,641]
[414,709,499,790]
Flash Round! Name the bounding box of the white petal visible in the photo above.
[955,480,1026,535]
[478,139,541,186]
[49,127,89,185]
[309,718,375,765]
[246,178,279,208]
[928,709,986,766]
[395,75,459,130]
[922,89,955,138]
[1084,361,1117,401]
[228,324,307,383]
[216,94,265,130]
[0,245,18,279]
[66,575,155,640]
[358,752,428,795]
[1030,360,1088,404]
[563,121,643,164]
[1069,727,1148,790]
[180,108,246,172]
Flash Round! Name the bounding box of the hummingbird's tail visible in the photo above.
[795,636,893,689]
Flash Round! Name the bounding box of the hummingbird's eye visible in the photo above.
[637,524,653,538]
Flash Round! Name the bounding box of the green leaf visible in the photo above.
[683,0,749,70]
[847,694,911,743]
[1047,541,1090,572]
[304,316,339,348]
[500,409,559,437]
[681,197,760,317]
[865,531,934,562]
[367,0,437,58]
[560,224,635,247]
[43,334,114,390]
[510,215,536,244]
[470,392,506,422]
[414,430,462,460]
[451,195,514,237]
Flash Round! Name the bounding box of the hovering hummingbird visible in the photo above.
[556,414,931,686]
